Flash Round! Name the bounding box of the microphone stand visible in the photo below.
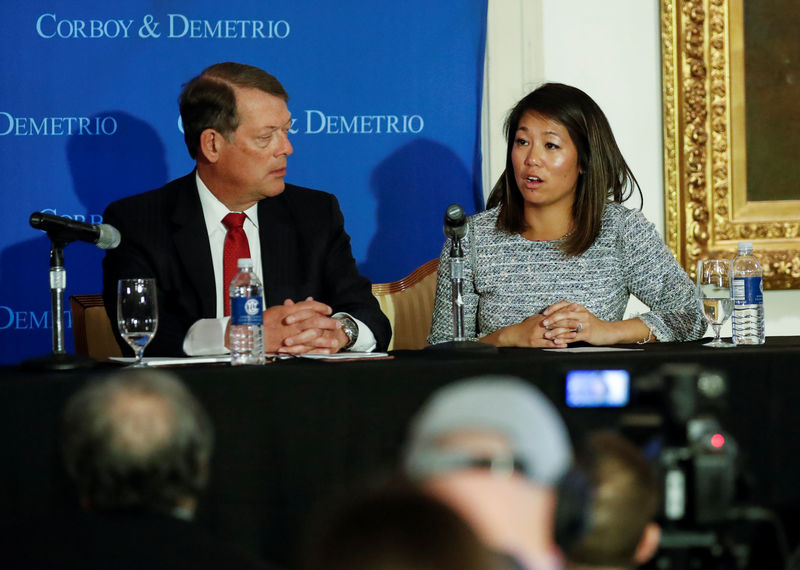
[21,237,97,370]
[450,234,467,341]
[427,230,496,353]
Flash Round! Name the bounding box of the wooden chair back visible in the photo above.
[371,259,439,351]
[70,294,122,360]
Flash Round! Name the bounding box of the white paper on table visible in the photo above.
[297,352,390,360]
[109,355,231,366]
[542,347,644,353]
[109,352,391,366]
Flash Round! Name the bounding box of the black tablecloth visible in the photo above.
[2,337,799,566]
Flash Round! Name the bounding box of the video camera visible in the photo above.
[563,364,788,568]
[566,364,736,526]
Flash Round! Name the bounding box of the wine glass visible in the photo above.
[117,278,159,366]
[696,259,735,348]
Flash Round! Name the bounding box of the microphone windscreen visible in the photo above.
[29,212,46,229]
[443,204,467,240]
[444,204,466,227]
[96,224,121,249]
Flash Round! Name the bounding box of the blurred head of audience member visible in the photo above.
[565,431,661,570]
[304,482,518,570]
[404,376,587,570]
[60,368,214,519]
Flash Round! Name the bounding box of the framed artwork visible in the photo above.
[661,0,800,289]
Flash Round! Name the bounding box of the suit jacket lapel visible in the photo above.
[258,192,301,306]
[171,174,217,318]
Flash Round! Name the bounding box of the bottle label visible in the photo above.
[231,296,263,325]
[732,276,763,305]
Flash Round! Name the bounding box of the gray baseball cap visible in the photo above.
[404,376,572,485]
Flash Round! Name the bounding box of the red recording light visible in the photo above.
[710,433,725,448]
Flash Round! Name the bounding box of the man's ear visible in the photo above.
[633,522,661,564]
[198,129,224,163]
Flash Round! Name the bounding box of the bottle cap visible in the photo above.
[237,258,253,268]
[737,241,753,252]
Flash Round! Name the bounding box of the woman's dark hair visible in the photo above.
[486,83,641,256]
[178,62,288,159]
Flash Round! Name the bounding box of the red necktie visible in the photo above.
[222,212,251,316]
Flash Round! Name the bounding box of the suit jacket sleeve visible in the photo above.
[259,187,391,351]
[317,194,392,351]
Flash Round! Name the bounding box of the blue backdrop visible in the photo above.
[0,0,487,364]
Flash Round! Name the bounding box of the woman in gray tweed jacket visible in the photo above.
[428,83,705,348]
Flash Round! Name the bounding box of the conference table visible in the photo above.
[2,337,799,566]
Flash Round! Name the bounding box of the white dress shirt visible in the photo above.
[183,172,377,355]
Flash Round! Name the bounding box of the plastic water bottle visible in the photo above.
[229,258,266,365]
[731,242,765,345]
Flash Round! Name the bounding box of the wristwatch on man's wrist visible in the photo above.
[334,314,358,350]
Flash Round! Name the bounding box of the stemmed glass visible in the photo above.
[117,278,159,366]
[696,259,735,348]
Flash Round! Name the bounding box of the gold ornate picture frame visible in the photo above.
[661,0,800,289]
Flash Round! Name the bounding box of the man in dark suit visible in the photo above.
[103,62,390,357]
[1,369,277,570]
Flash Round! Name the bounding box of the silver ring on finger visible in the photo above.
[576,322,583,333]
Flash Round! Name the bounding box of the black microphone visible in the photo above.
[443,203,467,240]
[29,212,121,250]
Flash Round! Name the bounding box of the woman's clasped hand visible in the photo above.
[488,302,619,348]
